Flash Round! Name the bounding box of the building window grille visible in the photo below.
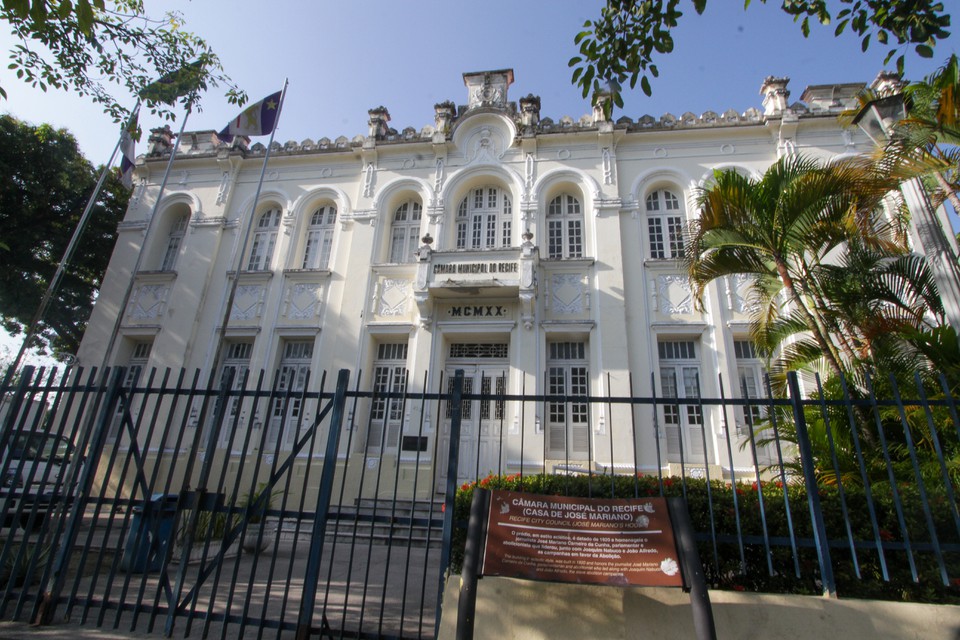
[448,343,509,359]
[477,373,506,421]
[444,375,473,420]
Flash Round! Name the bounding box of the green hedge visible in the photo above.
[453,472,960,604]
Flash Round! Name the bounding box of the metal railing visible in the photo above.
[0,364,957,638]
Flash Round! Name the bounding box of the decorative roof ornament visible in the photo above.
[434,101,456,135]
[148,125,175,156]
[367,106,391,140]
[760,76,791,116]
[519,94,541,128]
[870,70,905,97]
[463,69,514,111]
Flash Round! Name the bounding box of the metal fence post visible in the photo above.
[456,488,490,640]
[0,366,35,456]
[295,368,350,640]
[786,371,836,597]
[436,369,465,635]
[163,367,237,637]
[0,367,35,516]
[36,367,125,624]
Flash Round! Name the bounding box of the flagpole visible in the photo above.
[211,79,289,372]
[96,105,194,375]
[6,102,142,380]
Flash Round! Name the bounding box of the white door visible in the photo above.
[267,341,314,451]
[437,363,507,491]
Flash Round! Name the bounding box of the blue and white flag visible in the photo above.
[218,91,282,143]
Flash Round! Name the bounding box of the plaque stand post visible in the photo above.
[456,488,491,640]
[667,497,717,640]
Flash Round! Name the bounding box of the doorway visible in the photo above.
[437,342,508,491]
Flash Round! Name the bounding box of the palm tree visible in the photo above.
[810,245,945,384]
[889,54,960,214]
[747,246,941,389]
[686,154,904,381]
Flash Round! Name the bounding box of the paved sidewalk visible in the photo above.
[0,533,440,639]
[0,620,157,639]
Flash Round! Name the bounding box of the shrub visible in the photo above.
[452,472,960,604]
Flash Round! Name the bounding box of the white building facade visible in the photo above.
[77,69,902,489]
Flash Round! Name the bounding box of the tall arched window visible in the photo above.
[456,187,512,250]
[247,207,281,271]
[645,189,684,259]
[389,200,422,263]
[302,204,337,269]
[546,194,583,259]
[159,213,189,271]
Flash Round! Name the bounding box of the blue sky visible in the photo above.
[0,0,956,365]
[0,1,955,163]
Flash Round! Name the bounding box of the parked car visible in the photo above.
[0,430,77,531]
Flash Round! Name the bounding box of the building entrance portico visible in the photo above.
[436,342,509,491]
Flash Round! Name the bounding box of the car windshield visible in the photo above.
[9,433,73,462]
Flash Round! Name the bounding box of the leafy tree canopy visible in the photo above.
[0,114,128,356]
[1,0,246,122]
[571,1,951,109]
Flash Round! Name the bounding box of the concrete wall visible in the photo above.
[438,576,960,640]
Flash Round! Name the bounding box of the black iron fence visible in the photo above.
[0,364,957,638]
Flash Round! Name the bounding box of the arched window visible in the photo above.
[389,200,422,263]
[302,204,337,269]
[456,187,512,250]
[247,207,281,271]
[546,194,583,259]
[159,213,189,271]
[645,189,684,259]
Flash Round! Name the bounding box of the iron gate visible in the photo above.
[0,366,470,639]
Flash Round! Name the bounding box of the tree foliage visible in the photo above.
[685,154,939,387]
[892,54,960,213]
[0,114,128,356]
[571,1,951,108]
[0,0,246,122]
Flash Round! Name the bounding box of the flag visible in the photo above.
[138,60,207,105]
[119,113,138,189]
[218,91,282,143]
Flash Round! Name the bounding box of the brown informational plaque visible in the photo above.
[481,490,684,587]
